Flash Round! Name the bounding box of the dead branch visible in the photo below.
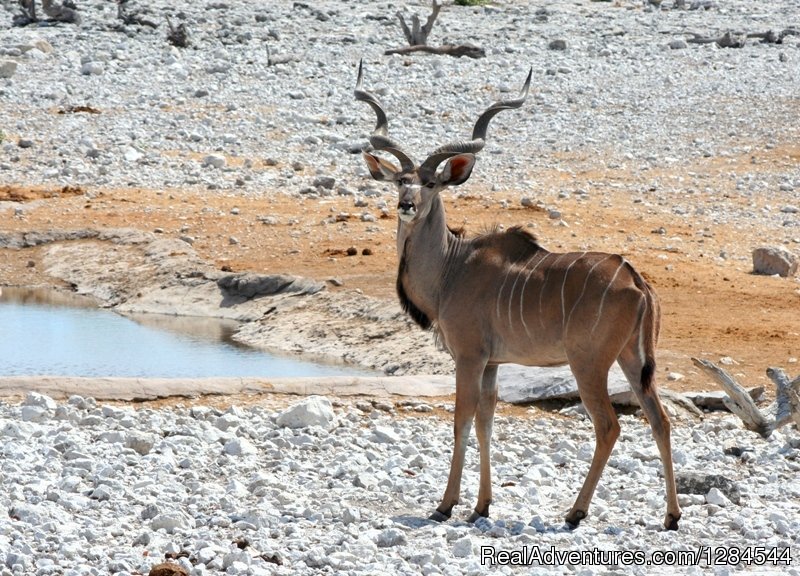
[687,31,746,48]
[686,28,799,48]
[14,0,79,25]
[693,358,800,438]
[692,358,771,437]
[387,0,483,59]
[396,0,441,46]
[747,28,800,44]
[12,0,36,26]
[767,367,800,429]
[116,0,158,29]
[42,0,79,23]
[384,43,485,59]
[166,16,189,48]
[21,0,35,19]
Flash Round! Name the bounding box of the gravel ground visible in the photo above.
[1,392,799,575]
[1,0,798,227]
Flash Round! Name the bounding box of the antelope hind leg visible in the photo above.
[617,353,682,530]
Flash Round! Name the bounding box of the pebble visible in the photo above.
[0,59,17,78]
[202,154,226,169]
[80,61,104,76]
[706,487,732,507]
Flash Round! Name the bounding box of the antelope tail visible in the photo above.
[628,263,660,392]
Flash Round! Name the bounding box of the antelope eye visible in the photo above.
[423,182,435,189]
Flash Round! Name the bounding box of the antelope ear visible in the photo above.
[363,152,401,181]
[439,153,476,187]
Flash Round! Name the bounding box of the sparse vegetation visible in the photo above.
[454,0,489,6]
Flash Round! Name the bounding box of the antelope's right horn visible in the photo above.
[354,60,416,173]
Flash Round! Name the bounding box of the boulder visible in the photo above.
[276,395,335,430]
[217,273,324,299]
[498,365,632,404]
[682,386,764,411]
[676,472,742,504]
[752,246,798,277]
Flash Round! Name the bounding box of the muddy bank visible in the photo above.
[0,375,456,401]
[4,229,454,377]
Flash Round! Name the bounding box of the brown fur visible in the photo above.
[470,225,544,265]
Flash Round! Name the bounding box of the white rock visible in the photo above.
[4,552,29,571]
[125,432,155,455]
[123,147,142,162]
[632,447,660,461]
[23,392,57,409]
[223,437,257,456]
[20,405,48,422]
[706,487,732,507]
[452,536,473,558]
[353,472,378,488]
[202,154,226,168]
[752,246,798,277]
[371,425,401,444]
[151,511,195,533]
[80,61,104,76]
[342,507,361,525]
[276,396,335,430]
[376,528,407,547]
[0,60,17,78]
[215,413,240,431]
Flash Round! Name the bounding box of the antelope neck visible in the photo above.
[396,195,464,329]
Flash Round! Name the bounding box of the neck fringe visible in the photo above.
[396,247,432,330]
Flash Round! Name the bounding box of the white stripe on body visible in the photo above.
[518,252,553,342]
[560,252,587,330]
[537,253,567,331]
[638,307,647,367]
[590,258,627,336]
[507,252,549,334]
[496,266,515,323]
[564,254,613,334]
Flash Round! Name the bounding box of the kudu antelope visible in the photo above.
[354,61,681,531]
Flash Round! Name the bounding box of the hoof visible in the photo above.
[565,510,586,530]
[665,513,681,531]
[428,510,451,523]
[467,510,489,524]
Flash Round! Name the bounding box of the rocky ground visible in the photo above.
[1,0,800,573]
[1,392,799,575]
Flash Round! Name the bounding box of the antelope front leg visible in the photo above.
[430,358,486,522]
[467,364,499,523]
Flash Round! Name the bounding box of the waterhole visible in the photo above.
[0,286,371,378]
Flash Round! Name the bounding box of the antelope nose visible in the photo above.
[398,201,415,212]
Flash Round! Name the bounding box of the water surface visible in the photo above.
[0,287,369,378]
